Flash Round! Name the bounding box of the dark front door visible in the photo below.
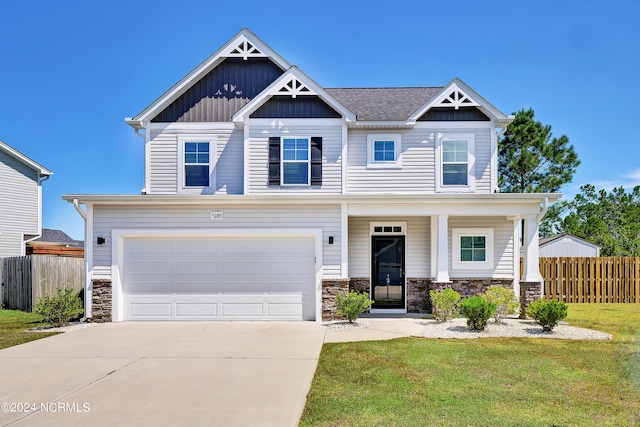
[371,236,405,309]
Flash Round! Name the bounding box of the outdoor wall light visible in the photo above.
[328,236,334,245]
[97,237,106,245]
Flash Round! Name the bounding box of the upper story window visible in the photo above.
[367,134,402,168]
[184,142,210,187]
[178,136,216,193]
[282,137,310,185]
[436,133,475,192]
[268,136,322,186]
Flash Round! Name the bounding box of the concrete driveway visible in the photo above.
[0,322,326,427]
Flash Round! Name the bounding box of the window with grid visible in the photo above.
[442,139,468,185]
[282,137,310,185]
[460,236,486,262]
[184,142,210,187]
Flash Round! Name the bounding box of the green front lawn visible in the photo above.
[0,309,60,350]
[301,304,640,426]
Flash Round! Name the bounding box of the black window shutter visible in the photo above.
[268,137,280,185]
[310,137,322,185]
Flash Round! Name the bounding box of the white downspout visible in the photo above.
[536,197,549,224]
[134,127,147,194]
[71,199,90,320]
[24,174,53,253]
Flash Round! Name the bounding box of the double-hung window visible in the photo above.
[452,228,493,270]
[367,134,402,168]
[179,136,216,193]
[282,137,310,185]
[436,133,475,191]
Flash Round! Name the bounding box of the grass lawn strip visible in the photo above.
[0,309,60,350]
[301,304,640,427]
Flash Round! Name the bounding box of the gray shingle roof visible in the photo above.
[33,229,79,245]
[326,87,443,121]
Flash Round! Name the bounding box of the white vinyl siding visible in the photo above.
[348,130,435,193]
[91,203,341,279]
[448,217,513,278]
[148,124,243,195]
[248,120,343,193]
[540,237,600,257]
[0,151,40,257]
[347,128,492,194]
[348,217,430,278]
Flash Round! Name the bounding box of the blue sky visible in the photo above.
[1,0,638,240]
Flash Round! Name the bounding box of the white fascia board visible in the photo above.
[148,122,237,131]
[130,29,291,126]
[0,140,53,176]
[408,78,511,124]
[232,66,356,125]
[62,192,561,208]
[349,121,416,129]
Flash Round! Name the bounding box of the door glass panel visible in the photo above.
[372,237,404,308]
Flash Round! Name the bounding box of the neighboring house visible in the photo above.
[64,29,560,322]
[26,228,84,257]
[539,233,601,257]
[0,140,52,258]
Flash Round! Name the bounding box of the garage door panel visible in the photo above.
[175,260,220,275]
[175,303,217,317]
[123,236,315,321]
[127,260,173,276]
[221,303,263,317]
[126,281,174,295]
[130,302,172,318]
[175,282,220,294]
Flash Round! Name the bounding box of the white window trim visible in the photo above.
[452,228,493,270]
[435,133,475,192]
[370,221,407,235]
[367,133,402,169]
[178,136,217,194]
[281,136,311,186]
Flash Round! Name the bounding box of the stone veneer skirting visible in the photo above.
[91,280,112,323]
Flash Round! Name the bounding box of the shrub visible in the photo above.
[335,291,373,323]
[429,288,460,322]
[459,296,497,332]
[34,288,84,327]
[482,286,519,323]
[526,299,568,332]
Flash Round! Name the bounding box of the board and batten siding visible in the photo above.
[0,151,40,257]
[148,125,244,195]
[448,216,514,278]
[248,120,343,194]
[346,128,492,194]
[348,217,431,278]
[91,204,341,279]
[539,237,600,257]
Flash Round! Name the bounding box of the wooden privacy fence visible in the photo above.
[0,256,84,312]
[540,257,640,303]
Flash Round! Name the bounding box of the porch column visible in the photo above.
[434,214,450,283]
[522,214,542,283]
[512,218,521,297]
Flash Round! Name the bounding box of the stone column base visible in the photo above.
[519,281,542,319]
[91,280,112,323]
[322,279,350,321]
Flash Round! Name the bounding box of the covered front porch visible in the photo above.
[322,193,558,320]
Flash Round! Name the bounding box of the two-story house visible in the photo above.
[64,29,560,322]
[0,140,52,258]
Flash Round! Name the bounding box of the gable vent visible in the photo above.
[276,77,316,98]
[224,39,266,60]
[433,87,478,110]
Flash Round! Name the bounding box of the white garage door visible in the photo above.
[122,236,316,321]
